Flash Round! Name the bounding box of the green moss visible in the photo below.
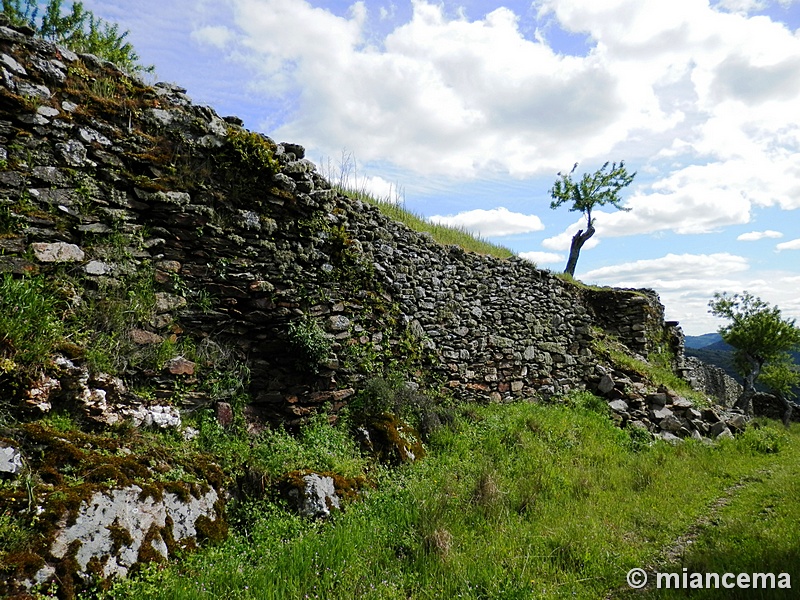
[361,413,426,465]
[107,521,134,554]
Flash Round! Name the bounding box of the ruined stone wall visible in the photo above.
[0,24,691,428]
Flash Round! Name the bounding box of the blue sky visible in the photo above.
[82,0,800,334]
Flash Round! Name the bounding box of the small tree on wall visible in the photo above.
[549,161,635,276]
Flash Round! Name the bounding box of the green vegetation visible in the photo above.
[345,189,515,260]
[1,0,151,73]
[90,395,799,600]
[549,161,635,276]
[591,330,708,405]
[709,291,800,413]
[0,274,64,366]
[287,316,333,373]
[321,152,514,259]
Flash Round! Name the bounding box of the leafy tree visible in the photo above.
[1,0,150,73]
[759,354,800,426]
[709,291,800,414]
[549,161,635,276]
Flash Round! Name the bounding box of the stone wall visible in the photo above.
[0,21,744,596]
[683,356,742,407]
[0,23,691,429]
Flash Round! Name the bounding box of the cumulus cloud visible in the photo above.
[519,251,565,265]
[577,252,799,333]
[581,253,750,283]
[195,0,800,241]
[428,207,545,237]
[737,230,783,241]
[777,238,800,251]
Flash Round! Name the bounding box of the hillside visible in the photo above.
[0,19,793,599]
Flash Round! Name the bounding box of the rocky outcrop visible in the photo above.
[0,421,226,598]
[0,442,23,476]
[593,365,747,442]
[46,484,221,582]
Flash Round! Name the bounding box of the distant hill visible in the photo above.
[687,333,800,396]
[685,333,725,349]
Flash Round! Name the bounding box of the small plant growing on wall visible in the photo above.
[287,316,332,373]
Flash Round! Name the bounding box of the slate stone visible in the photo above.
[31,241,84,262]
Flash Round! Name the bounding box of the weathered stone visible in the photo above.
[56,139,89,166]
[646,393,668,407]
[659,414,684,433]
[84,259,111,275]
[709,421,728,438]
[726,413,749,432]
[670,397,693,409]
[31,241,84,262]
[215,401,234,427]
[125,404,181,429]
[608,399,629,413]
[48,484,221,581]
[154,292,187,313]
[657,431,683,444]
[164,356,195,376]
[0,53,26,75]
[328,315,351,332]
[650,406,673,421]
[286,473,340,519]
[715,428,735,441]
[597,374,615,395]
[0,443,23,477]
[129,329,163,345]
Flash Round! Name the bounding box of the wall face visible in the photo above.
[0,25,685,429]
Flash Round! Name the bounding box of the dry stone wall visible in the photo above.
[0,21,749,596]
[0,23,716,428]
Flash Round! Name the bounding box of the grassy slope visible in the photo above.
[96,395,800,600]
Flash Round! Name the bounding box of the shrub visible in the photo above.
[741,424,786,454]
[287,317,331,372]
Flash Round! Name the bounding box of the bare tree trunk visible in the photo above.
[779,394,794,427]
[734,355,762,414]
[564,224,595,276]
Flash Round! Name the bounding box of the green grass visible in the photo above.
[337,185,515,260]
[593,332,710,405]
[93,396,799,600]
[0,274,64,366]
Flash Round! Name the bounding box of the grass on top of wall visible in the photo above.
[334,184,516,261]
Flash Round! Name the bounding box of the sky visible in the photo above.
[80,0,800,334]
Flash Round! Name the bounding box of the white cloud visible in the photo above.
[191,25,234,49]
[519,251,565,265]
[777,238,800,251]
[737,230,783,241]
[429,207,545,237]
[577,252,799,334]
[714,0,768,15]
[581,252,750,283]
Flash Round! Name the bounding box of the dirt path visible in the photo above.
[604,469,772,598]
